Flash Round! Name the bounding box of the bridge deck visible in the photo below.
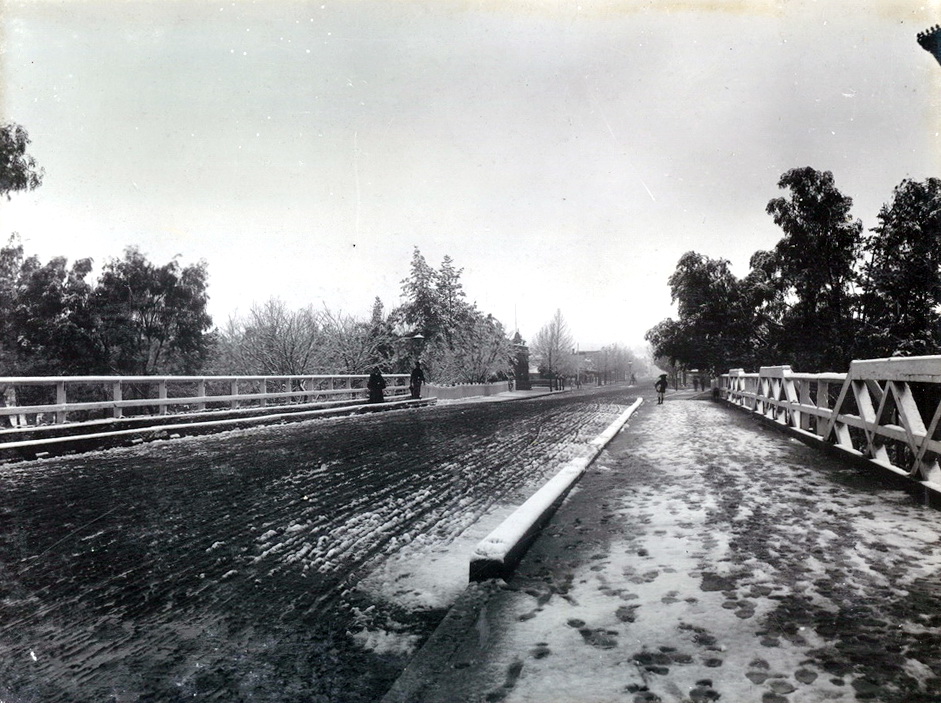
[390,390,941,703]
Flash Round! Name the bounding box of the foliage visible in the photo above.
[0,239,213,376]
[0,123,43,199]
[763,167,863,370]
[430,310,512,384]
[396,248,512,382]
[92,247,213,375]
[646,167,941,374]
[859,177,941,357]
[399,247,444,340]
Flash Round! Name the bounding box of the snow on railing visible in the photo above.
[0,374,411,429]
[717,356,941,493]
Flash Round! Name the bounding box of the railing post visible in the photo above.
[798,378,812,431]
[112,381,123,419]
[157,379,168,416]
[196,379,206,411]
[230,379,239,409]
[259,378,267,408]
[56,381,67,424]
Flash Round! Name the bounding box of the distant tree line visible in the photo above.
[213,247,515,384]
[646,167,941,374]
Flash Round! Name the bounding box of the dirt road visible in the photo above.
[0,385,636,702]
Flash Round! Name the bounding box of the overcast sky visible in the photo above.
[1,0,939,350]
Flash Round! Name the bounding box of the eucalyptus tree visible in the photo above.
[91,247,213,375]
[859,177,941,357]
[0,123,43,199]
[765,167,863,371]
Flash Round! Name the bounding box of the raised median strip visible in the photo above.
[469,397,643,582]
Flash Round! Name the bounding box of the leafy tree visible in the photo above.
[436,255,469,345]
[0,123,43,199]
[645,252,761,374]
[399,247,442,340]
[765,167,863,370]
[644,318,690,372]
[11,255,99,374]
[91,247,212,375]
[531,309,574,378]
[859,177,941,357]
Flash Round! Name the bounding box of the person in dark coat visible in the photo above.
[655,374,668,404]
[367,366,386,403]
[409,361,425,399]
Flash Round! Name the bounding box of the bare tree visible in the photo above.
[319,306,387,374]
[221,298,325,375]
[531,309,575,379]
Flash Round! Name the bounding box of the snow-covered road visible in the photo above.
[0,386,635,702]
[401,393,941,703]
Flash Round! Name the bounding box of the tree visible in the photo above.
[859,177,941,356]
[531,309,574,379]
[0,123,44,199]
[432,309,512,384]
[0,236,101,374]
[91,247,212,375]
[436,255,469,345]
[10,255,99,374]
[399,247,442,340]
[320,306,391,374]
[765,167,863,370]
[221,298,323,376]
[644,252,761,375]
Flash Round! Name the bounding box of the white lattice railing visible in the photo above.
[0,374,411,429]
[718,356,941,492]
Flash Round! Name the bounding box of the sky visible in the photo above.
[1,0,940,350]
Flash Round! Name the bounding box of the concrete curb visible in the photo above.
[380,397,643,703]
[469,397,643,581]
[380,581,502,703]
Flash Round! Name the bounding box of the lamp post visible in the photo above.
[410,333,425,362]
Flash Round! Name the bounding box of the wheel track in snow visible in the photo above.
[0,386,635,702]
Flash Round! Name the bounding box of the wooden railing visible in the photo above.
[718,356,941,492]
[0,374,411,429]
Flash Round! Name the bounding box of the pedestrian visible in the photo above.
[367,366,386,403]
[409,361,425,399]
[655,374,668,405]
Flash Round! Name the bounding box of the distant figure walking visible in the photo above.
[409,361,425,399]
[367,367,386,403]
[655,374,668,405]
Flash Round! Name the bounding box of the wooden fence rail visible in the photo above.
[717,356,941,494]
[0,374,411,429]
